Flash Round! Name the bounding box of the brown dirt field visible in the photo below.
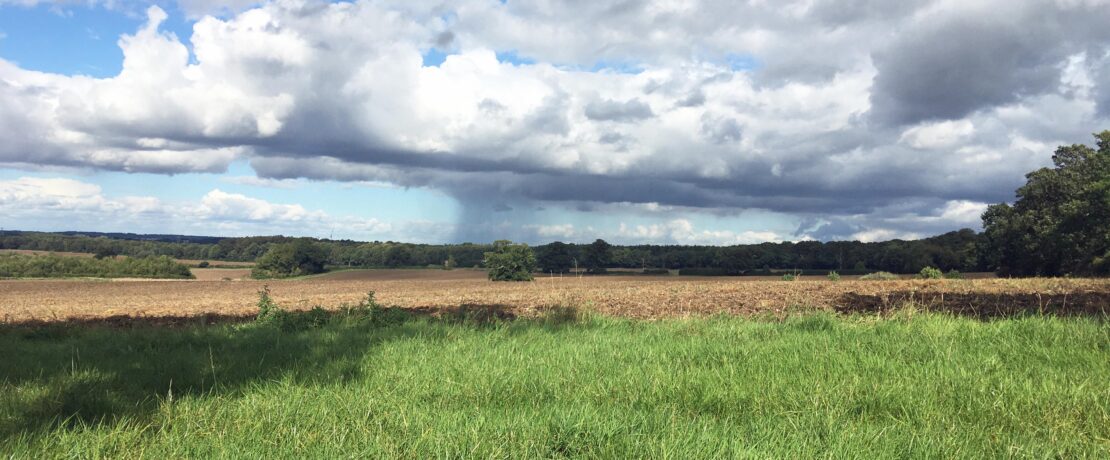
[177,259,255,267]
[189,268,253,281]
[2,271,1107,324]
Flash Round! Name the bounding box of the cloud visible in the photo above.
[583,98,654,122]
[617,219,783,245]
[0,176,439,241]
[0,0,1108,242]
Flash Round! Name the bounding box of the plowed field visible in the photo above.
[2,269,1107,324]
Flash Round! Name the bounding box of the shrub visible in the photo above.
[919,266,943,279]
[781,273,797,281]
[197,261,210,268]
[827,271,841,281]
[484,240,536,281]
[255,285,280,322]
[860,271,899,281]
[944,269,964,280]
[252,239,328,279]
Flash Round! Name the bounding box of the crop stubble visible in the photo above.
[2,269,1108,324]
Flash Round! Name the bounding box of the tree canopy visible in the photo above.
[981,131,1110,276]
[583,239,612,274]
[252,239,329,278]
[483,240,537,281]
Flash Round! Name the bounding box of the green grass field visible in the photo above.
[2,309,1108,458]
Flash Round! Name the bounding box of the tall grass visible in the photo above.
[1,311,1107,457]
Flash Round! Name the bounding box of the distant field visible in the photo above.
[1,268,1106,323]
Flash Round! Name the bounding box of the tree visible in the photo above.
[583,239,611,274]
[252,239,328,278]
[537,241,574,273]
[483,240,537,281]
[981,130,1110,276]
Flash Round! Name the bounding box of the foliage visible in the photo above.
[536,241,574,274]
[197,261,210,268]
[483,240,537,281]
[1,228,989,274]
[944,270,963,280]
[0,253,193,279]
[251,239,328,279]
[93,246,119,260]
[2,315,1108,457]
[981,130,1110,276]
[583,239,612,274]
[860,271,899,281]
[781,273,796,281]
[827,271,841,281]
[918,266,943,279]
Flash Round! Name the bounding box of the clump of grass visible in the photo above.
[827,271,841,281]
[944,269,964,279]
[860,271,899,281]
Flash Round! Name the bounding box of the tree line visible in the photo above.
[0,253,194,279]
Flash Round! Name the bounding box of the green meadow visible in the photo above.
[2,309,1108,458]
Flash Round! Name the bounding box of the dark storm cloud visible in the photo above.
[869,3,1110,125]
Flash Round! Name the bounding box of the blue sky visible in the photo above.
[1,0,1106,244]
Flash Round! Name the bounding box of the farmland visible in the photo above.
[1,269,1107,323]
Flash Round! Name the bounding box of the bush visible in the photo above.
[198,261,210,268]
[860,271,899,281]
[781,273,797,281]
[827,271,841,281]
[483,240,536,281]
[919,266,943,279]
[944,269,964,280]
[252,239,328,279]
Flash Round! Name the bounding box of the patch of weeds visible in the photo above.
[944,270,963,280]
[827,271,841,281]
[860,271,899,281]
[539,305,585,326]
[253,287,331,332]
[918,266,943,279]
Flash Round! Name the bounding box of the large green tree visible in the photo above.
[981,131,1110,276]
[583,239,612,274]
[483,240,537,281]
[252,239,329,278]
[537,241,575,274]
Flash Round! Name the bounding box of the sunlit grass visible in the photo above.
[2,311,1107,458]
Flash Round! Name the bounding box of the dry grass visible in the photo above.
[1,269,1107,324]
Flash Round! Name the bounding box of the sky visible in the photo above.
[0,0,1108,245]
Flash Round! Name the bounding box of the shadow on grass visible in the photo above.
[835,290,1110,318]
[0,302,581,443]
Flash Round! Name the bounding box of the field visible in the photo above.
[1,269,1107,323]
[2,269,1108,456]
[2,311,1108,457]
